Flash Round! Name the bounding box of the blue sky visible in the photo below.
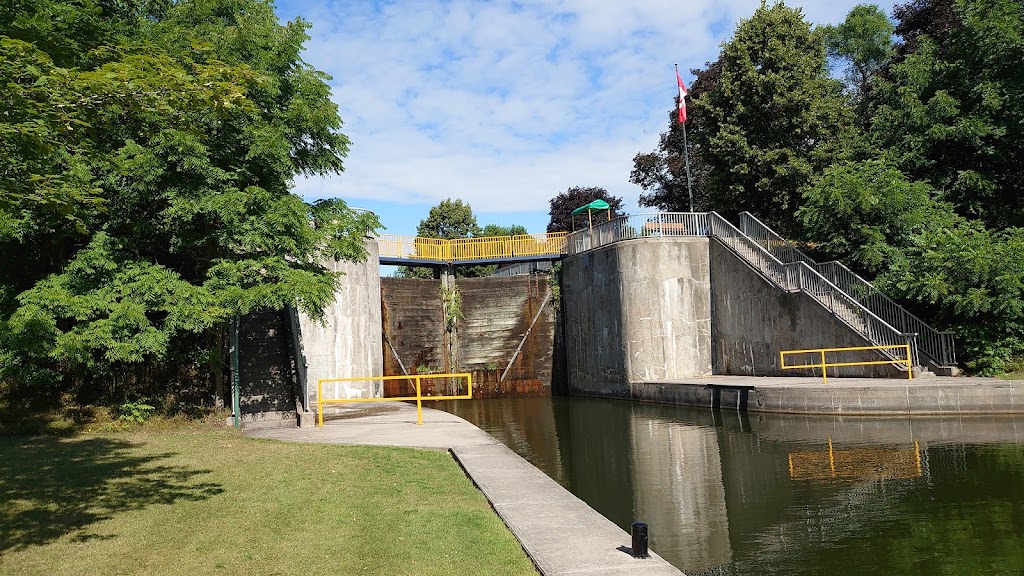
[274,0,873,238]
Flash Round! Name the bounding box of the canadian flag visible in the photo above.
[676,68,688,123]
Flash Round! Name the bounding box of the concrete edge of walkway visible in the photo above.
[605,376,1024,416]
[245,402,684,576]
[448,442,684,576]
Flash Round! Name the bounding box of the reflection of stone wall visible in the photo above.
[629,414,732,573]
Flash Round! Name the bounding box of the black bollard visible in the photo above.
[630,522,649,559]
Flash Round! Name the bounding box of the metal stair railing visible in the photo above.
[710,213,914,367]
[738,212,956,367]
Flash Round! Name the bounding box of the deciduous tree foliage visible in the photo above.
[0,0,379,405]
[546,187,624,233]
[822,4,895,106]
[871,0,1024,230]
[797,0,1024,373]
[691,2,851,236]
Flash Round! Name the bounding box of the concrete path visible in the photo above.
[247,402,683,576]
[633,375,1023,415]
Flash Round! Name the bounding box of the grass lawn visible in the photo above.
[0,425,537,575]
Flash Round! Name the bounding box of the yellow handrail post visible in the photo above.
[414,377,423,426]
[821,350,828,385]
[317,379,324,427]
[905,344,914,380]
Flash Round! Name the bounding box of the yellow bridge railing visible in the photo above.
[780,344,913,384]
[317,373,472,426]
[377,232,568,263]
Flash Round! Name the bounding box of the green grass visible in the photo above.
[999,372,1024,381]
[0,425,537,575]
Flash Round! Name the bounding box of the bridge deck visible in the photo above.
[379,253,564,267]
[377,232,568,265]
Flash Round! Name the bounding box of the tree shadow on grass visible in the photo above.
[0,436,223,553]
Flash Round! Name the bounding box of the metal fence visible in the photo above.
[739,212,955,367]
[567,212,708,255]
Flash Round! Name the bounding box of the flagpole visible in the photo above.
[676,64,695,213]
[682,120,694,213]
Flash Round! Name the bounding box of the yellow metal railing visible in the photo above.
[316,373,472,426]
[376,232,568,263]
[780,344,913,384]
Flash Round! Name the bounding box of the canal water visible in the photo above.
[437,397,1024,575]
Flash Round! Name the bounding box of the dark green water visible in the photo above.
[437,397,1024,575]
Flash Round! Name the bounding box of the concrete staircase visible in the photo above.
[236,308,301,430]
[736,212,957,375]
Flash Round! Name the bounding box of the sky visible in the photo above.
[273,0,872,238]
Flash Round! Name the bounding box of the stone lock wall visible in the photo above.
[381,274,556,397]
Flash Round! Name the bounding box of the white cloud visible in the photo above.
[285,0,866,214]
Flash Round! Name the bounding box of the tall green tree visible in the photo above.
[546,187,624,233]
[870,0,1024,229]
[415,199,481,240]
[690,1,851,236]
[0,0,379,405]
[631,62,721,213]
[822,4,895,106]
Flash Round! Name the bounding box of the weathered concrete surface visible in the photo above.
[625,376,1024,415]
[457,275,554,386]
[563,238,713,396]
[381,275,556,396]
[709,239,901,378]
[298,240,384,409]
[247,403,683,576]
[380,277,445,377]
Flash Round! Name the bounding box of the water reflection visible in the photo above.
[439,397,1024,576]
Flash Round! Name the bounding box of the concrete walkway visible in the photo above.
[631,375,1023,415]
[247,403,683,576]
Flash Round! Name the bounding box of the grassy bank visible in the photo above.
[0,425,536,575]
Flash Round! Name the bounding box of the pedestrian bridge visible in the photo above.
[377,232,569,266]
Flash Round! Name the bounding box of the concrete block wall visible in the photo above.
[238,308,298,418]
[562,238,713,396]
[298,239,384,409]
